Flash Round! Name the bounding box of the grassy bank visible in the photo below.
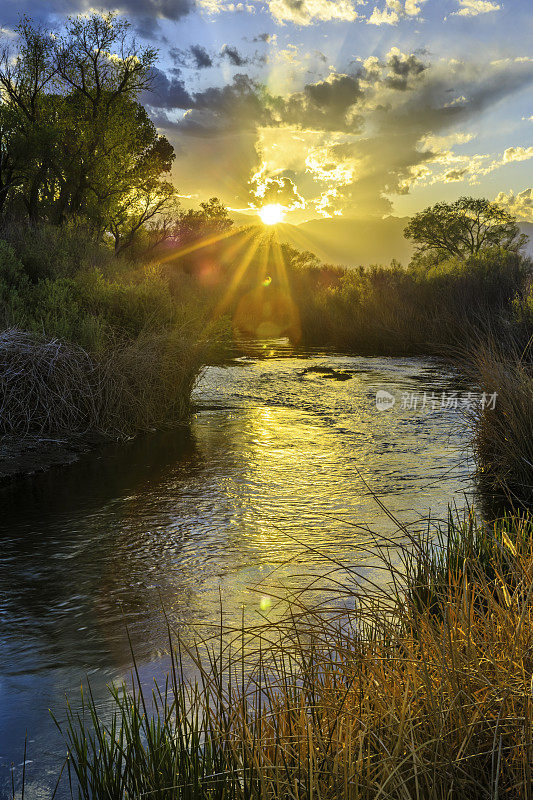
[289,248,530,355]
[0,222,230,439]
[466,338,533,510]
[50,510,533,800]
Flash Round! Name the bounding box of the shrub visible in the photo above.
[0,218,114,281]
[288,250,531,354]
[468,337,533,508]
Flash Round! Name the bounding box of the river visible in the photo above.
[0,348,474,798]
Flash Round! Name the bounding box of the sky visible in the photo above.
[1,0,532,224]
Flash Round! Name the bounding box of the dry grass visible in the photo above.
[0,328,205,438]
[56,513,533,800]
[467,336,533,508]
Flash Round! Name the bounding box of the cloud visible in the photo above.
[266,0,359,26]
[252,33,275,42]
[284,72,364,130]
[367,0,426,26]
[443,168,469,181]
[451,0,500,17]
[170,44,214,69]
[221,45,248,66]
[384,48,426,90]
[501,146,533,164]
[176,74,276,136]
[368,4,399,25]
[0,0,194,33]
[495,188,533,223]
[249,171,305,208]
[190,44,214,68]
[156,51,533,218]
[142,67,194,109]
[410,142,533,190]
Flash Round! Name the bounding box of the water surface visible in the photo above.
[0,350,473,797]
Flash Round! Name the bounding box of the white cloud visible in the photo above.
[501,146,533,164]
[451,0,501,18]
[368,5,399,24]
[495,188,533,222]
[412,144,533,190]
[267,0,359,25]
[367,0,425,25]
[404,0,425,14]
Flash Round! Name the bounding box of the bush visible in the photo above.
[0,218,114,281]
[288,250,531,354]
[0,262,203,353]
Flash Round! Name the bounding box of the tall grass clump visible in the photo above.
[468,336,533,507]
[0,328,205,437]
[57,511,533,800]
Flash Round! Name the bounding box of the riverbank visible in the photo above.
[0,433,100,482]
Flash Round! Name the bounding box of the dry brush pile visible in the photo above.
[0,328,204,438]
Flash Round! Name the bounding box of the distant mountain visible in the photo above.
[277,216,414,267]
[520,223,533,257]
[230,213,533,267]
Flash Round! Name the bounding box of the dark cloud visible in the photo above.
[0,0,193,35]
[221,45,248,66]
[142,67,194,109]
[190,44,213,68]
[444,168,469,181]
[384,51,427,91]
[252,33,274,42]
[176,74,274,135]
[171,44,214,69]
[284,73,364,131]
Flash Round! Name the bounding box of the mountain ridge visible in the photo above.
[231,212,533,267]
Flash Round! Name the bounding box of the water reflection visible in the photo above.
[0,354,473,797]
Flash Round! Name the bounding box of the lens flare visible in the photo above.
[259,204,286,225]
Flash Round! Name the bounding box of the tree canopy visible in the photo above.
[404,197,527,262]
[0,13,176,252]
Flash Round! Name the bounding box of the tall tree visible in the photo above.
[404,197,527,262]
[0,13,177,250]
[174,198,234,248]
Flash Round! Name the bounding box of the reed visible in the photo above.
[55,511,533,800]
[467,336,533,508]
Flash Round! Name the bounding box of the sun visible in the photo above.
[258,204,286,226]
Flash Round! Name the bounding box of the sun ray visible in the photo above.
[275,221,324,257]
[270,228,302,342]
[157,224,255,266]
[211,229,268,320]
